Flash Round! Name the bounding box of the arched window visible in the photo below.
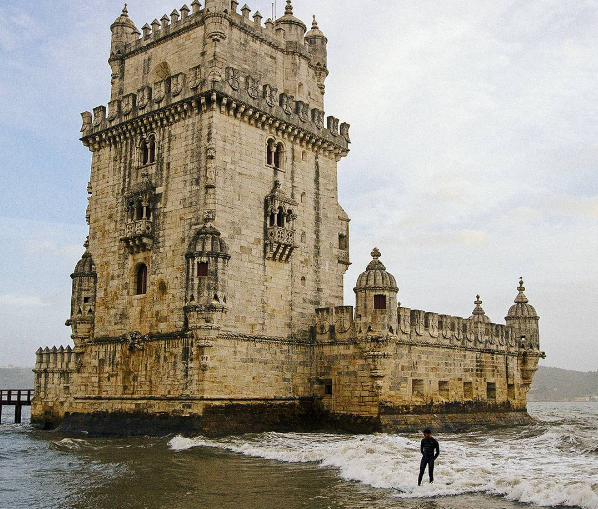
[141,140,149,165]
[136,263,148,295]
[276,207,284,227]
[274,142,283,169]
[136,201,144,221]
[266,139,274,166]
[140,136,156,165]
[148,136,156,164]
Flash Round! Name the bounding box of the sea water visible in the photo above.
[0,403,596,509]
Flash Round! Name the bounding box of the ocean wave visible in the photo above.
[169,428,598,509]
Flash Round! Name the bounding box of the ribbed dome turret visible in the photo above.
[469,295,491,324]
[305,15,326,41]
[275,1,307,36]
[188,224,230,257]
[72,239,96,277]
[507,278,538,318]
[354,248,398,292]
[111,4,138,31]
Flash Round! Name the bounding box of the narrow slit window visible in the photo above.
[136,264,148,295]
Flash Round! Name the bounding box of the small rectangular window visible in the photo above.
[338,234,348,251]
[439,381,450,399]
[197,262,208,277]
[412,379,424,396]
[325,383,333,395]
[508,383,515,400]
[487,382,496,401]
[83,297,90,304]
[463,381,473,400]
[374,294,387,310]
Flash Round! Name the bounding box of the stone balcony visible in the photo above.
[121,219,154,253]
[266,226,297,262]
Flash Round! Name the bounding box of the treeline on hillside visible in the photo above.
[1,366,597,402]
[529,366,598,402]
[0,368,35,389]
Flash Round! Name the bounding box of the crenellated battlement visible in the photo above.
[34,346,77,372]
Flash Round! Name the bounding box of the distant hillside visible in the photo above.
[0,367,34,389]
[1,366,595,402]
[529,366,598,402]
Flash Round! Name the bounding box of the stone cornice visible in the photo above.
[82,88,349,158]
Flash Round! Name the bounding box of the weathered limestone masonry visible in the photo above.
[32,1,544,435]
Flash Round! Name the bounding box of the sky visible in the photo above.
[0,0,597,371]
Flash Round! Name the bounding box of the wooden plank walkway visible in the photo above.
[0,389,33,424]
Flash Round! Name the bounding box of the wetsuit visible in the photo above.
[418,437,440,485]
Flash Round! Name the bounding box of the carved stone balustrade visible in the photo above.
[121,219,154,253]
[266,226,297,262]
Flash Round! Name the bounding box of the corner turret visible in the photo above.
[305,15,328,94]
[110,4,140,58]
[65,239,97,346]
[354,248,399,336]
[506,278,540,350]
[275,1,307,43]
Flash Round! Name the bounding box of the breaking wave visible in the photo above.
[170,404,598,509]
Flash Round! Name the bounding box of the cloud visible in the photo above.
[0,294,48,307]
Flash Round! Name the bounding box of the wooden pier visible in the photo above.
[0,389,33,424]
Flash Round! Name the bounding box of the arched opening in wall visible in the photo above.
[128,201,135,221]
[148,135,156,164]
[274,142,284,170]
[301,276,306,286]
[141,139,149,165]
[286,209,294,228]
[150,62,172,83]
[197,262,208,277]
[374,294,387,310]
[301,231,306,243]
[301,192,306,204]
[136,201,144,221]
[136,263,148,295]
[276,207,284,227]
[298,83,304,96]
[266,139,274,166]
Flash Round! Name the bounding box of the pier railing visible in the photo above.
[0,389,34,424]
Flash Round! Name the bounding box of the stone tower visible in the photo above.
[80,0,351,343]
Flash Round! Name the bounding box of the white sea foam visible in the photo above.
[169,404,598,509]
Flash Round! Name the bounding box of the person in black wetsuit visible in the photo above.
[418,428,439,486]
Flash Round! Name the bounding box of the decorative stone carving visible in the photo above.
[121,181,156,254]
[189,65,202,89]
[137,86,152,109]
[279,93,293,115]
[265,180,298,262]
[107,100,120,121]
[340,122,351,143]
[154,80,167,103]
[312,108,324,130]
[426,312,439,338]
[92,106,106,127]
[263,84,278,107]
[226,67,240,90]
[296,100,309,122]
[246,75,260,99]
[399,307,411,335]
[171,72,185,96]
[121,93,136,115]
[327,116,339,136]
[80,111,92,135]
[412,310,425,336]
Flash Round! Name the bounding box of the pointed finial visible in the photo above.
[312,15,318,29]
[122,3,129,15]
[371,247,381,260]
[83,236,90,250]
[472,295,486,315]
[285,0,293,15]
[514,277,529,303]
